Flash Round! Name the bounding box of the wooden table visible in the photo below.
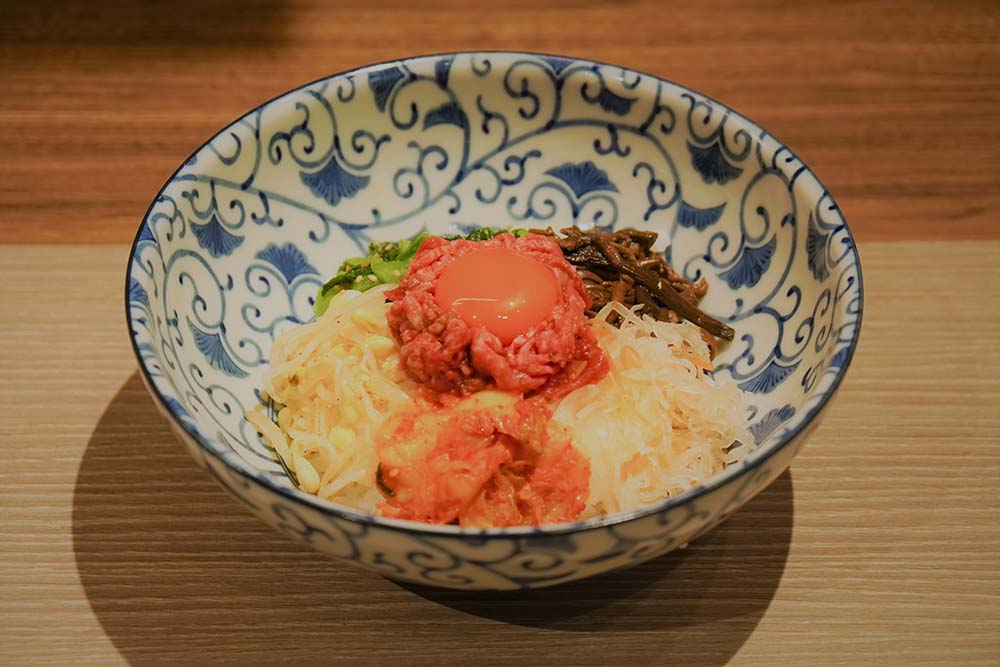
[2,2,998,664]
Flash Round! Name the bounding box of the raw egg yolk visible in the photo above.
[435,247,560,345]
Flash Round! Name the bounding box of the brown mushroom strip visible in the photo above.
[585,284,611,311]
[615,258,734,340]
[610,280,630,305]
[620,229,657,250]
[564,245,610,269]
[531,226,736,344]
[634,284,659,315]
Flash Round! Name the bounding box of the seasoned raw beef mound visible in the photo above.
[385,233,607,401]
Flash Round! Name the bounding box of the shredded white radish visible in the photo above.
[553,302,753,519]
[246,285,419,511]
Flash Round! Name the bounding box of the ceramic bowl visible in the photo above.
[126,52,862,590]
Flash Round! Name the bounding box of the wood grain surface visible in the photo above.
[0,242,998,666]
[2,2,1000,665]
[1,1,999,244]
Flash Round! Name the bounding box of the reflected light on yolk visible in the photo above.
[435,247,560,345]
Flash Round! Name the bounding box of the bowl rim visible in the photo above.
[124,50,864,538]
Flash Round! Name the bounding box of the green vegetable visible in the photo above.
[312,262,379,316]
[464,227,497,242]
[370,256,408,283]
[312,227,531,316]
[313,231,430,316]
[443,226,529,241]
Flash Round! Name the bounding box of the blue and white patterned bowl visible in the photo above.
[126,52,862,590]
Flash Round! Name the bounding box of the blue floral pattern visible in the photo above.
[718,235,777,289]
[254,243,318,283]
[676,200,726,230]
[190,215,244,258]
[545,161,619,197]
[300,156,370,206]
[126,52,862,590]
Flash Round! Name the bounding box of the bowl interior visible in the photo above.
[127,52,861,521]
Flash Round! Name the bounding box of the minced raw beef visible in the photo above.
[385,233,608,403]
